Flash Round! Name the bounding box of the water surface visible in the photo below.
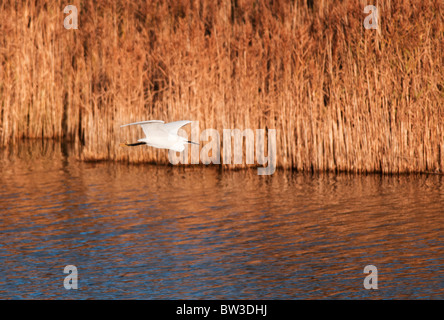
[0,141,442,299]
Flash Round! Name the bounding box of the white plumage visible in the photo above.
[120,120,196,152]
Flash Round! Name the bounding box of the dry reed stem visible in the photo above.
[0,0,442,173]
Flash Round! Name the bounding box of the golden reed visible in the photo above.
[0,0,442,173]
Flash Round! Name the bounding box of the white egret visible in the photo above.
[120,120,198,152]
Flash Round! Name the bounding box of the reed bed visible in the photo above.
[0,0,442,173]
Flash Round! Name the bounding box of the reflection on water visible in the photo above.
[0,141,442,299]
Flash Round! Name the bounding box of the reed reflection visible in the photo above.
[0,142,442,299]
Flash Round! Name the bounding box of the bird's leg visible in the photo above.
[126,142,146,146]
[119,140,145,147]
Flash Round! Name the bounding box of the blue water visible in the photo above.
[0,142,442,299]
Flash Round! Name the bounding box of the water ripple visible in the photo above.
[0,143,443,299]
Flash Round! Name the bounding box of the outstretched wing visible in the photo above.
[120,120,164,128]
[121,120,165,138]
[163,120,192,135]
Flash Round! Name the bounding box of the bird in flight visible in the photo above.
[120,120,198,152]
